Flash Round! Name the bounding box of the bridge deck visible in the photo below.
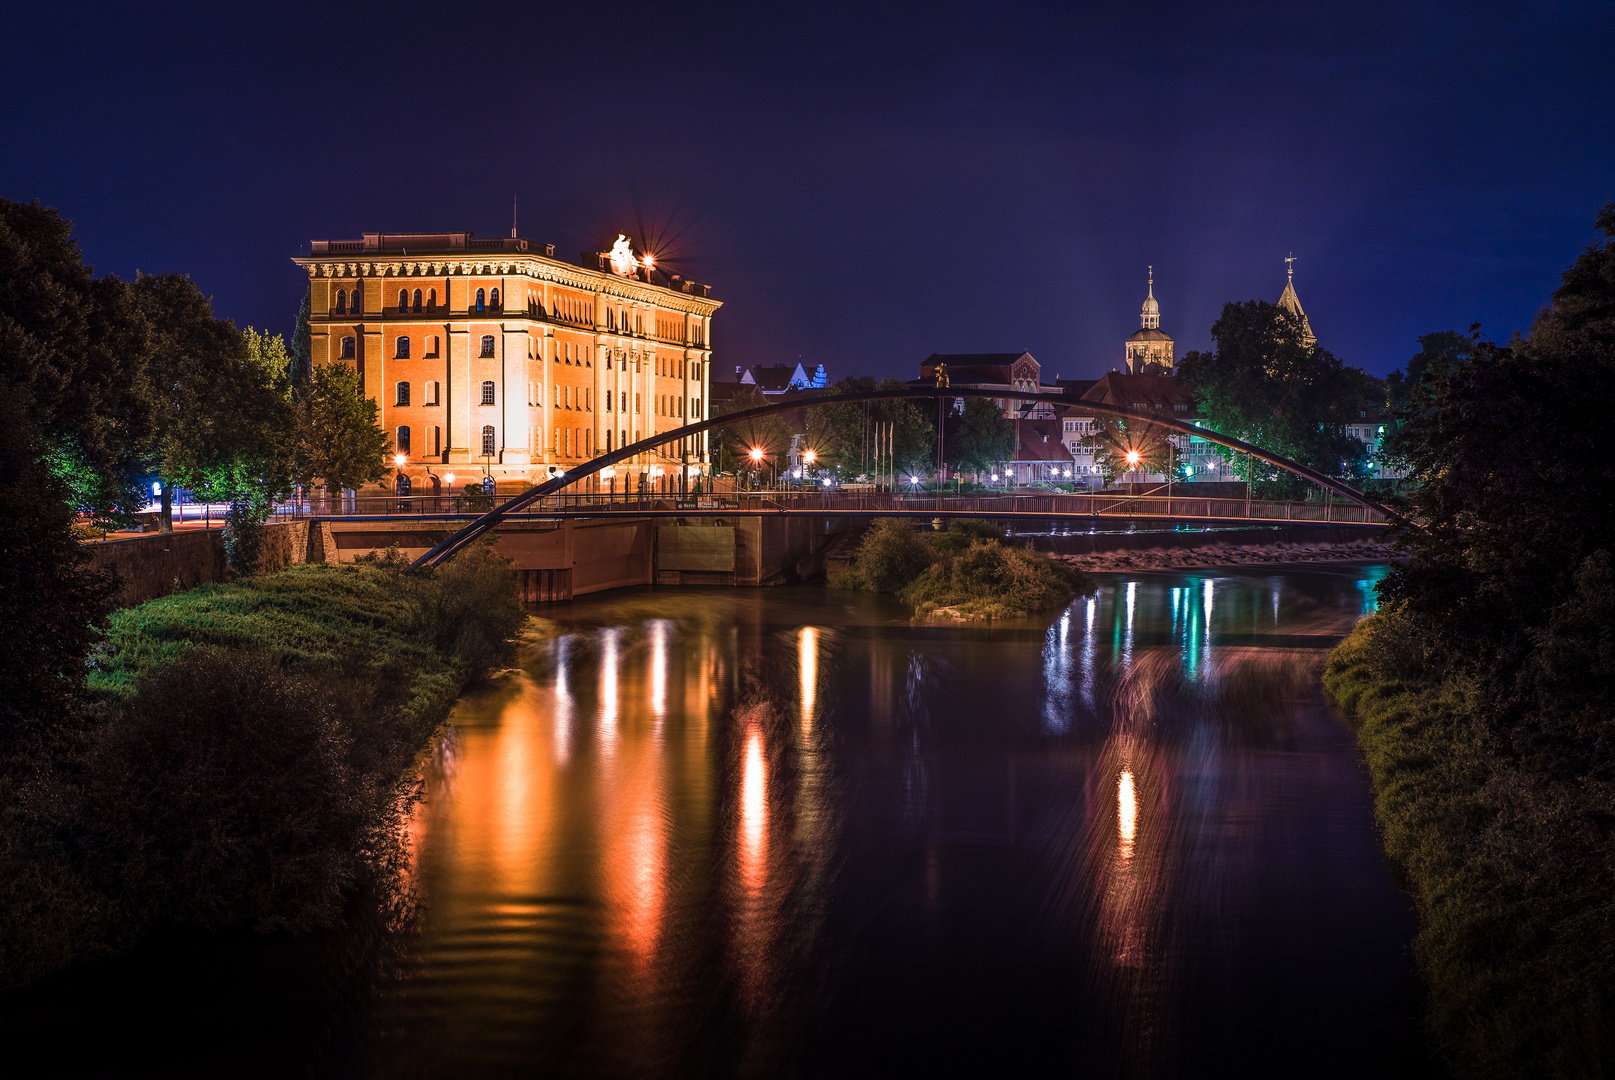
[279,492,1388,527]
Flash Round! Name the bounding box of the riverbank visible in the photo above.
[1325,604,1615,1077]
[0,546,526,990]
[1056,536,1398,573]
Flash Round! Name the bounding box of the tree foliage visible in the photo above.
[1086,415,1179,484]
[1177,300,1380,497]
[294,362,391,494]
[712,383,793,477]
[1381,201,1615,662]
[943,396,1015,475]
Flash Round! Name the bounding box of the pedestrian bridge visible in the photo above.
[407,386,1400,571]
[294,489,1387,528]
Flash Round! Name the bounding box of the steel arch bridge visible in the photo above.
[409,387,1394,571]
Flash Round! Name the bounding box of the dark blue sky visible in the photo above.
[4,1,1610,381]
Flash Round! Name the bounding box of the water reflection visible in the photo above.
[367,571,1420,1077]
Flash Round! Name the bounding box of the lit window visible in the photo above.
[481,380,495,406]
[476,288,486,312]
[481,426,495,456]
[396,336,410,359]
[395,381,409,406]
[341,336,355,359]
[480,335,495,358]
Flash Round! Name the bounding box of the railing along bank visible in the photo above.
[267,491,1387,525]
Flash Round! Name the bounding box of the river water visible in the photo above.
[11,567,1428,1077]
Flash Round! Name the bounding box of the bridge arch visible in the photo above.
[410,387,1394,570]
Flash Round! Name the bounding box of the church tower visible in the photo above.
[1125,267,1174,374]
[1276,255,1316,346]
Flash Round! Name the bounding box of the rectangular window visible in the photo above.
[396,336,410,359]
[425,335,440,358]
[396,426,411,454]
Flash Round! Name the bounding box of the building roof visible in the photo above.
[1277,266,1316,345]
[1010,419,1075,463]
[1078,372,1199,415]
[1126,327,1173,343]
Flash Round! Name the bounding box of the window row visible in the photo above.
[394,381,442,406]
[655,395,703,419]
[340,335,495,360]
[330,287,512,316]
[392,425,442,456]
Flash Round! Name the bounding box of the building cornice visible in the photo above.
[291,254,721,316]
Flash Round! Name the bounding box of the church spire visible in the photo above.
[1140,265,1160,330]
[1277,254,1316,347]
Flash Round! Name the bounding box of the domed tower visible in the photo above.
[1125,267,1174,374]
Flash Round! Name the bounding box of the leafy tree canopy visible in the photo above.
[1177,300,1381,497]
[1381,201,1615,662]
[294,362,390,493]
[712,384,794,475]
[943,396,1015,475]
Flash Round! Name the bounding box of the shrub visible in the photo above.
[835,518,1092,618]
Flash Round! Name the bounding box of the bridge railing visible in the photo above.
[270,490,1387,524]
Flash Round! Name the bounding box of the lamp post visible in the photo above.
[391,454,408,513]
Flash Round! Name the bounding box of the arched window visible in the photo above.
[396,474,411,496]
[481,381,495,406]
[427,289,436,311]
[489,287,500,309]
[475,288,486,312]
[481,426,496,456]
[398,289,409,312]
[395,381,410,406]
[412,289,422,313]
[334,289,346,314]
[604,390,612,412]
[480,335,495,357]
[396,336,410,359]
[606,429,613,451]
[350,290,362,315]
[396,425,411,454]
[341,336,356,359]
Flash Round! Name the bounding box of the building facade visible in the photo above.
[293,231,720,496]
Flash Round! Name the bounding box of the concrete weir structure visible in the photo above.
[86,515,844,606]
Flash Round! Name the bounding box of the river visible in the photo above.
[10,567,1428,1077]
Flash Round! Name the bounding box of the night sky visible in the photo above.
[4,2,1610,381]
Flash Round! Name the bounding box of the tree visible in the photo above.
[805,377,878,476]
[294,362,391,496]
[0,395,115,757]
[0,199,149,525]
[131,276,295,545]
[943,396,1016,476]
[1380,201,1615,663]
[712,384,792,482]
[1086,415,1178,485]
[1177,300,1380,498]
[289,294,312,386]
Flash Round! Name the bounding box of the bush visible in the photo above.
[834,518,1092,618]
[0,544,526,989]
[1326,604,1615,1078]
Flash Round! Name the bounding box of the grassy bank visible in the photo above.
[0,545,526,989]
[1325,599,1615,1078]
[834,518,1093,618]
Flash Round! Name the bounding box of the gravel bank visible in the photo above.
[1056,538,1398,572]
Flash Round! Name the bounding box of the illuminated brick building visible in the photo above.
[293,231,720,495]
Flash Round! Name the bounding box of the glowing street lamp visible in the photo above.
[802,449,817,466]
[749,446,764,463]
